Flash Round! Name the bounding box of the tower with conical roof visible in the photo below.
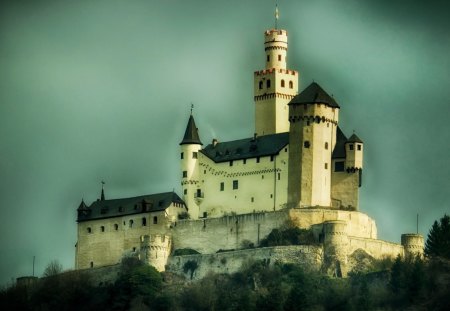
[287,82,340,208]
[253,10,298,136]
[180,113,202,219]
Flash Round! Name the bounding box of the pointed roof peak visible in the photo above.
[78,199,87,210]
[347,133,363,143]
[289,82,340,108]
[100,181,105,201]
[180,114,202,145]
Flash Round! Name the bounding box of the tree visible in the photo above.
[425,214,450,259]
[43,260,63,277]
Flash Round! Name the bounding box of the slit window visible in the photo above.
[153,216,158,224]
[100,226,105,232]
[180,152,184,159]
[183,171,187,178]
[325,142,329,150]
[142,217,147,226]
[229,160,233,166]
[220,182,224,191]
[129,220,134,228]
[289,81,293,89]
[267,55,270,62]
[278,54,281,61]
[87,227,92,234]
[266,79,271,88]
[259,81,263,89]
[114,224,119,231]
[325,163,328,169]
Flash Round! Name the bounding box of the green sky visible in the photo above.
[0,0,449,285]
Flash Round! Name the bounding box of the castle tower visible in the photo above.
[254,28,298,136]
[401,233,424,259]
[323,220,349,277]
[287,82,340,207]
[345,134,363,170]
[180,114,202,219]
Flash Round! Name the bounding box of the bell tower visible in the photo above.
[254,22,299,136]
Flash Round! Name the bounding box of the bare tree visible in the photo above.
[43,260,63,277]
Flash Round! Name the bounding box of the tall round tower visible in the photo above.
[180,114,202,219]
[287,82,340,207]
[401,233,424,259]
[254,29,298,136]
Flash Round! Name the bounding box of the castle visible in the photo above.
[75,20,424,278]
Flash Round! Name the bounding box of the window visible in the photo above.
[184,189,187,195]
[266,79,271,88]
[256,157,260,163]
[349,144,354,151]
[192,152,198,159]
[289,81,293,89]
[278,173,281,180]
[270,155,274,162]
[153,216,158,224]
[278,54,281,61]
[196,189,202,198]
[182,171,187,178]
[251,197,254,202]
[101,226,105,232]
[357,144,362,151]
[259,81,263,89]
[335,161,345,172]
[142,217,147,226]
[114,224,119,231]
[87,227,92,234]
[181,152,184,159]
[220,182,224,191]
[243,159,247,164]
[118,206,123,212]
[262,175,264,179]
[233,180,239,190]
[281,79,285,87]
[267,55,270,62]
[90,262,94,268]
[304,141,310,148]
[133,247,136,252]
[229,160,233,166]
[325,163,328,169]
[129,220,134,228]
[325,142,329,150]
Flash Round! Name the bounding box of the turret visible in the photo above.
[345,134,363,170]
[287,82,340,207]
[180,114,202,219]
[401,233,424,259]
[254,29,298,136]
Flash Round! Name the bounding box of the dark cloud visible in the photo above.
[0,0,449,285]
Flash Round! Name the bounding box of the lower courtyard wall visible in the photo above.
[166,245,323,280]
[348,236,404,259]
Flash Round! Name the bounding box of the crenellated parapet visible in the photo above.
[401,233,424,259]
[139,234,172,272]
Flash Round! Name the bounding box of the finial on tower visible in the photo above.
[275,3,279,29]
[190,103,194,115]
[100,181,105,201]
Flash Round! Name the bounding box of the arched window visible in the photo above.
[266,79,271,88]
[114,224,119,231]
[87,227,91,234]
[142,217,147,226]
[129,219,134,228]
[153,216,158,224]
[259,81,263,89]
[281,79,285,87]
[289,81,293,89]
[100,226,105,232]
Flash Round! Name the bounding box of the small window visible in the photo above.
[129,220,134,228]
[251,197,254,202]
[256,157,260,163]
[184,189,187,195]
[243,159,247,164]
[233,180,239,190]
[180,152,184,159]
[196,189,201,198]
[278,54,281,61]
[325,142,329,150]
[267,55,270,62]
[153,216,158,224]
[325,163,328,169]
[270,194,273,198]
[204,170,206,174]
[90,262,94,268]
[101,226,105,232]
[262,175,264,179]
[132,247,136,252]
[266,79,271,88]
[349,144,354,151]
[289,81,293,89]
[220,182,224,191]
[270,155,274,162]
[304,141,310,148]
[87,227,92,234]
[229,161,233,166]
[357,144,362,151]
[259,81,263,89]
[192,152,198,159]
[335,161,345,172]
[114,224,119,231]
[285,148,288,152]
[142,217,147,226]
[278,173,281,180]
[182,171,187,178]
[281,79,285,87]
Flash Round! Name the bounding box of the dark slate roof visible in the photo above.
[77,192,186,222]
[332,126,348,159]
[201,132,289,163]
[180,115,202,145]
[288,82,340,108]
[347,133,363,144]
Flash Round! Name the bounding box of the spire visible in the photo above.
[77,199,87,211]
[100,181,105,201]
[180,114,202,145]
[275,3,279,29]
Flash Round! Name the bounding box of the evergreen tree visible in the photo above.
[425,214,450,259]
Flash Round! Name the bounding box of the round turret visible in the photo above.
[401,233,424,259]
[264,29,288,69]
[323,220,349,277]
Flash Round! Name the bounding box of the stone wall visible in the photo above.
[166,245,323,280]
[348,237,404,259]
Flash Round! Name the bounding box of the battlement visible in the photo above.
[254,69,297,76]
[401,233,424,259]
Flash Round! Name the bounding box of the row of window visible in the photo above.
[267,54,284,62]
[302,141,361,151]
[85,216,158,234]
[181,151,198,159]
[230,155,275,167]
[258,79,293,90]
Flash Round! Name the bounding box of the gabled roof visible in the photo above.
[289,82,340,108]
[201,132,289,163]
[347,133,363,144]
[332,126,348,159]
[77,192,185,222]
[180,115,202,145]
